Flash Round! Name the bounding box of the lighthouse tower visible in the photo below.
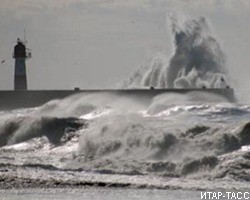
[13,38,31,90]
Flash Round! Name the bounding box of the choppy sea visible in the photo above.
[0,92,249,199]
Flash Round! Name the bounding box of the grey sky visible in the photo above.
[0,0,250,98]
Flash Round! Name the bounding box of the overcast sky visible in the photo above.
[0,0,250,98]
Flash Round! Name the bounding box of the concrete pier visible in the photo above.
[0,88,235,110]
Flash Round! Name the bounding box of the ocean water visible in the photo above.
[0,188,206,200]
[1,15,250,199]
[0,188,202,200]
[0,92,249,196]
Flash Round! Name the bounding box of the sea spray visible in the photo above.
[121,16,229,89]
[36,92,149,118]
[0,88,237,148]
[0,94,249,187]
[76,112,250,178]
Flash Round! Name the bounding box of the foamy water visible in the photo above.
[0,91,249,191]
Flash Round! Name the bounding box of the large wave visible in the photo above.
[0,93,249,189]
[121,16,229,89]
[0,116,85,147]
[74,114,250,179]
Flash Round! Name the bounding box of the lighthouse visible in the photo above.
[13,38,31,90]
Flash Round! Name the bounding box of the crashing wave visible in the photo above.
[121,16,229,89]
[74,113,250,179]
[0,116,85,147]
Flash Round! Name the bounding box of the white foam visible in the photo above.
[2,142,30,151]
[80,108,113,120]
[241,145,250,152]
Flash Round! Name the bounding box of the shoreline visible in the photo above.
[0,164,249,191]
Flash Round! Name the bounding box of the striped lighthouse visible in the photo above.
[13,38,31,90]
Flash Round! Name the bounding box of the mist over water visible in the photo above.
[121,16,230,89]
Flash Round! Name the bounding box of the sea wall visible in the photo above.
[0,89,234,110]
